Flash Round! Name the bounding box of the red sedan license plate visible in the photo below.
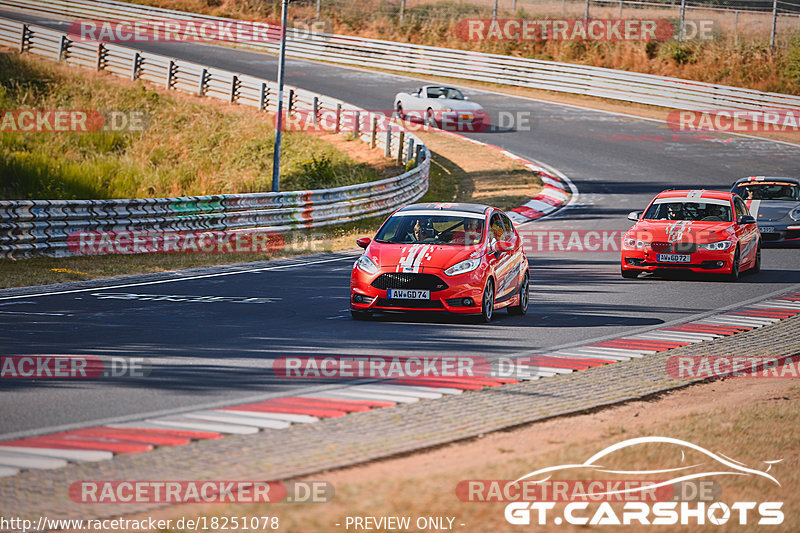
[387,289,430,299]
[657,254,691,263]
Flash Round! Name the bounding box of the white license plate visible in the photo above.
[657,254,691,263]
[759,227,778,234]
[387,289,430,299]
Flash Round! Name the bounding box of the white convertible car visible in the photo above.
[394,85,487,130]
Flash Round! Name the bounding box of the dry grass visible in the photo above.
[0,50,388,199]
[132,0,800,95]
[415,130,542,208]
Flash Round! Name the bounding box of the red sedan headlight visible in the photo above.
[623,236,649,249]
[698,240,734,251]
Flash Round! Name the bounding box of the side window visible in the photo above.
[489,214,504,244]
[734,197,748,219]
[500,213,516,242]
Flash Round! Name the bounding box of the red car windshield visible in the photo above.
[643,201,733,222]
[374,215,484,246]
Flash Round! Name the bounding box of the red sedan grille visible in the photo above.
[650,242,697,254]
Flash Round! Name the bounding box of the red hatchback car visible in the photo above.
[621,190,761,280]
[350,203,529,322]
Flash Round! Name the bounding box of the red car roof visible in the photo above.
[654,190,733,201]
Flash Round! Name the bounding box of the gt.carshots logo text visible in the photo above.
[481,437,784,526]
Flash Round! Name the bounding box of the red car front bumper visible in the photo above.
[350,266,490,314]
[620,247,736,274]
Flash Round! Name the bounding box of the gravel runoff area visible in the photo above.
[2,313,798,520]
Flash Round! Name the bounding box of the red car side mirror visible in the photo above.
[356,237,371,249]
[495,240,513,253]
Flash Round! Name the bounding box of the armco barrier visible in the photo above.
[0,17,429,258]
[2,0,799,124]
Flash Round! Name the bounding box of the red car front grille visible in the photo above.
[650,242,698,253]
[371,273,448,291]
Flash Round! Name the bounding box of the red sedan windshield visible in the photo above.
[643,201,733,222]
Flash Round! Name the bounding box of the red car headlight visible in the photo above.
[445,258,481,276]
[623,237,649,249]
[355,254,379,275]
[698,240,733,251]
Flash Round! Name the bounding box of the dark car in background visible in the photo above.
[732,176,800,246]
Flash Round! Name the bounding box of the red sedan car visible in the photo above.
[350,203,529,322]
[621,190,760,281]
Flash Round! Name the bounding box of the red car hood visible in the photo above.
[629,220,736,243]
[366,242,483,272]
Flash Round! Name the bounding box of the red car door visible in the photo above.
[733,196,759,266]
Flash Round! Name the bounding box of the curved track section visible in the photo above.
[0,9,799,437]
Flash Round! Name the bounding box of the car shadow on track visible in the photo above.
[626,267,800,284]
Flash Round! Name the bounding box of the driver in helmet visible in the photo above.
[666,204,683,220]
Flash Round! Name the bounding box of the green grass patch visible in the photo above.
[0,49,540,289]
[0,52,383,199]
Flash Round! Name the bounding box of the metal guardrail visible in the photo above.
[2,0,798,120]
[0,15,430,258]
